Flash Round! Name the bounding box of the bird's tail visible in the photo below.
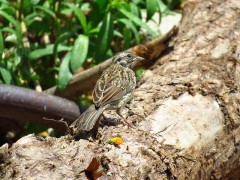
[70,104,108,133]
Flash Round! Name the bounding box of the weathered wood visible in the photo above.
[0,0,239,179]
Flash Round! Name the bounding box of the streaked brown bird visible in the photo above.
[70,51,144,135]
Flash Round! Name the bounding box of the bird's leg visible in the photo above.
[100,111,119,126]
[115,93,136,128]
[116,108,135,128]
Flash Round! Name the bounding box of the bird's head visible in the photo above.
[112,51,144,69]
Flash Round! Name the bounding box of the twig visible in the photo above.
[42,117,72,134]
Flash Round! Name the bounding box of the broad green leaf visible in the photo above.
[70,34,89,72]
[63,3,88,34]
[28,44,69,60]
[58,52,72,90]
[119,8,157,37]
[129,3,140,17]
[0,30,3,59]
[146,0,158,21]
[0,66,12,84]
[95,13,113,63]
[118,19,140,44]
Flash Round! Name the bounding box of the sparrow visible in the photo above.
[70,51,144,135]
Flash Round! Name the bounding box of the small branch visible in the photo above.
[42,117,72,134]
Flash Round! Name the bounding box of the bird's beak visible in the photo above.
[133,55,144,61]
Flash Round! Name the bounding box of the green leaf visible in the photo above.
[157,0,171,14]
[28,44,69,60]
[0,30,3,59]
[118,18,140,44]
[95,12,113,63]
[58,52,72,90]
[0,0,9,4]
[0,66,12,84]
[135,68,145,78]
[34,5,56,18]
[24,12,44,26]
[2,27,15,34]
[89,0,105,27]
[0,10,22,46]
[0,2,15,16]
[31,0,40,5]
[146,0,158,21]
[89,27,99,34]
[63,3,88,34]
[70,34,89,72]
[53,32,70,63]
[119,8,157,37]
[123,28,132,49]
[34,5,60,32]
[129,3,140,17]
[114,30,123,38]
[95,0,108,13]
[13,50,21,69]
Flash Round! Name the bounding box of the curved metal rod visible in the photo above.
[0,85,80,131]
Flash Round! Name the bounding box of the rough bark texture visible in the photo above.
[1,0,240,179]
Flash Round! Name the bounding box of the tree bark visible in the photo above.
[0,0,240,179]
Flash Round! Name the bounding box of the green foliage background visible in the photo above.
[0,0,181,91]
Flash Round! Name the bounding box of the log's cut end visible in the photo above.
[139,93,224,149]
[0,134,97,179]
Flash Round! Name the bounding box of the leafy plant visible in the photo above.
[0,0,177,91]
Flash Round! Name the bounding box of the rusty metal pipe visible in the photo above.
[0,85,80,131]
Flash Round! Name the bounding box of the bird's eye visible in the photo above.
[127,53,132,58]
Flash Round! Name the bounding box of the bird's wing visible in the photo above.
[92,64,133,107]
